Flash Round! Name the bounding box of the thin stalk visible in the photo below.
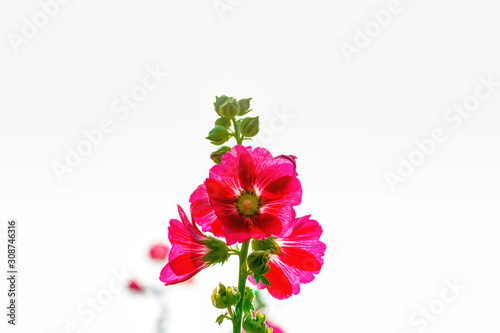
[233,241,250,333]
[232,119,243,145]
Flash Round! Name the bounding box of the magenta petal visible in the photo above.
[238,147,255,192]
[206,179,236,203]
[262,261,294,300]
[250,147,298,191]
[279,247,322,272]
[252,213,283,238]
[261,176,302,203]
[160,262,205,286]
[170,253,207,276]
[260,202,296,236]
[189,184,224,237]
[221,220,252,245]
[176,205,205,242]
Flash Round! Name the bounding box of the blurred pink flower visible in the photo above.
[149,243,170,261]
[128,280,144,293]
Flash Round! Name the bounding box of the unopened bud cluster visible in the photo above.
[207,95,261,162]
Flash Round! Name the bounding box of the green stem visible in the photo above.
[233,241,250,333]
[227,306,235,321]
[232,119,243,145]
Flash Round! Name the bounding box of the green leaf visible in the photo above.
[216,314,226,325]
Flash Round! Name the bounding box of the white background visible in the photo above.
[1,0,500,332]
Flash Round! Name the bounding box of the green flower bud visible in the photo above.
[237,98,252,116]
[251,237,282,255]
[240,116,260,137]
[219,98,240,119]
[206,125,231,145]
[210,146,232,165]
[247,250,271,276]
[201,236,230,265]
[215,117,232,128]
[243,311,272,333]
[211,283,241,309]
[214,95,231,116]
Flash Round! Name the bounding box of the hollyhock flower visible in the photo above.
[249,215,326,300]
[160,205,229,286]
[204,145,302,245]
[149,243,170,260]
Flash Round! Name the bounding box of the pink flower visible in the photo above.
[128,280,144,292]
[160,206,228,286]
[204,145,302,245]
[149,243,170,261]
[249,215,326,300]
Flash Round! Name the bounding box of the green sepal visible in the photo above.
[243,287,255,313]
[253,274,271,288]
[237,98,252,116]
[201,236,230,265]
[251,237,282,256]
[243,311,273,333]
[212,283,241,309]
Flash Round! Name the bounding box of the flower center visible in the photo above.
[236,191,260,216]
[243,199,253,210]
